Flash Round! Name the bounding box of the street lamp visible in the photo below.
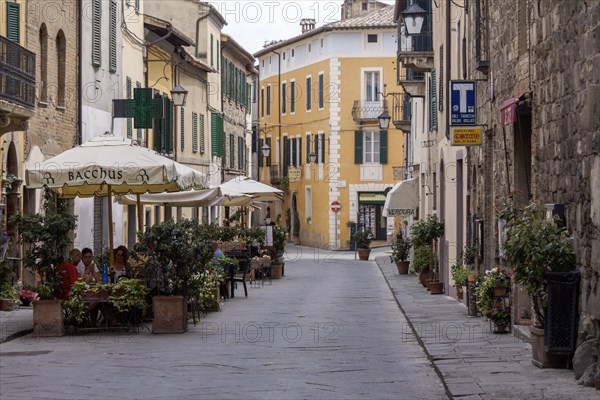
[261,142,271,158]
[170,84,188,107]
[378,105,391,130]
[308,151,317,164]
[401,3,427,36]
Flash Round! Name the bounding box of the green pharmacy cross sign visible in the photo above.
[113,88,164,129]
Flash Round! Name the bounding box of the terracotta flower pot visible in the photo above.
[418,270,433,287]
[428,281,444,294]
[529,326,570,368]
[493,287,508,297]
[395,261,410,275]
[455,286,464,300]
[357,248,371,261]
[33,300,65,337]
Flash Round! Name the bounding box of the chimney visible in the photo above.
[300,18,316,34]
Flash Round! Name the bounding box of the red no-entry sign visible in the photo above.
[331,201,341,212]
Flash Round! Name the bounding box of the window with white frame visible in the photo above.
[364,71,381,102]
[364,131,380,163]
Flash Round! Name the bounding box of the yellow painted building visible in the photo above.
[255,5,409,249]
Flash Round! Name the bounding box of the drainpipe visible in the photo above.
[195,12,210,58]
[271,50,281,179]
[77,0,82,145]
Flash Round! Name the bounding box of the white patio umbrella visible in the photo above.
[219,177,283,202]
[25,133,208,265]
[115,186,253,207]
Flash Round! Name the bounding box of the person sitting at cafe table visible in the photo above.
[81,248,102,284]
[55,249,80,300]
[112,245,132,283]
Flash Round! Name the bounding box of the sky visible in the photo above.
[212,0,395,55]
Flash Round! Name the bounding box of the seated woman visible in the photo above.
[112,245,132,283]
[81,248,101,284]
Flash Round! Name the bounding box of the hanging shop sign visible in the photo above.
[451,126,483,146]
[450,80,476,125]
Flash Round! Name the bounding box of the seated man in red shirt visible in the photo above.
[55,249,81,300]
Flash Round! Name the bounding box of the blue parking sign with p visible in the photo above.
[450,81,476,125]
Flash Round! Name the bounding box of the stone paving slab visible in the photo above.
[376,254,599,400]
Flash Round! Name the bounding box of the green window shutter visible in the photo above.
[354,130,363,164]
[216,41,220,71]
[92,0,102,66]
[165,98,173,154]
[229,134,235,169]
[283,137,289,175]
[136,82,142,141]
[109,0,117,73]
[180,107,185,152]
[429,68,437,130]
[210,34,213,66]
[306,77,312,111]
[291,137,296,167]
[266,85,271,116]
[199,114,205,154]
[246,83,251,109]
[290,81,296,113]
[126,77,132,138]
[238,137,243,170]
[258,138,264,167]
[379,130,388,164]
[192,112,198,153]
[282,83,287,114]
[298,137,302,166]
[318,74,324,109]
[306,134,311,163]
[221,58,226,96]
[211,113,218,156]
[6,2,20,43]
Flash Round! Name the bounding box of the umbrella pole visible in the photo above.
[137,194,143,234]
[108,185,114,267]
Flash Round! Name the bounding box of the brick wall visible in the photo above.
[26,0,79,158]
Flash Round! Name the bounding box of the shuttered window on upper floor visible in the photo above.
[429,68,437,131]
[126,77,133,138]
[92,0,102,67]
[199,114,205,154]
[109,0,117,73]
[6,2,20,43]
[180,107,185,152]
[192,111,198,153]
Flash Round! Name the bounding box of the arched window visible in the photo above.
[39,24,48,103]
[56,30,66,107]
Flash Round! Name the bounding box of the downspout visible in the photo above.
[77,0,82,145]
[195,12,210,58]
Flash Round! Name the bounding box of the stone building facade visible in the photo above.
[468,0,600,346]
[25,0,79,159]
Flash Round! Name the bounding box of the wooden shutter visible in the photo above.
[290,81,295,113]
[306,77,312,111]
[164,98,173,154]
[126,77,132,138]
[258,138,264,167]
[136,82,142,140]
[6,2,20,43]
[306,134,311,163]
[211,112,222,157]
[354,130,363,164]
[216,41,220,71]
[192,112,198,153]
[229,134,235,169]
[180,107,185,152]
[210,34,213,66]
[283,137,289,175]
[318,74,324,109]
[429,68,437,130]
[199,114,205,154]
[291,137,296,167]
[109,0,117,72]
[265,138,272,166]
[379,130,388,164]
[298,137,302,166]
[92,0,102,66]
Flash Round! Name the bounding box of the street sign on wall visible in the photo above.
[450,80,476,125]
[331,201,341,213]
[451,126,483,146]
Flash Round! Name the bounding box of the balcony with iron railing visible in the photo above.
[352,92,411,132]
[397,66,426,98]
[397,22,434,73]
[0,35,36,134]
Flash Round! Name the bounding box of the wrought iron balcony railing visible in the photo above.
[351,100,384,121]
[0,36,36,109]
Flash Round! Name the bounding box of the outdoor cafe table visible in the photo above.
[77,288,146,333]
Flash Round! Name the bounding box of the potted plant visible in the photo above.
[270,225,288,279]
[475,267,512,333]
[410,215,444,286]
[135,219,197,334]
[450,263,469,300]
[500,200,576,367]
[18,288,37,306]
[412,244,434,286]
[351,229,372,261]
[11,191,77,337]
[390,234,412,274]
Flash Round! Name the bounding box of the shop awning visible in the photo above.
[500,94,524,126]
[383,177,420,217]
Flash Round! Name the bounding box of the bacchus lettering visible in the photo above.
[68,168,124,181]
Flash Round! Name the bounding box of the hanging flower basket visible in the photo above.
[493,287,509,297]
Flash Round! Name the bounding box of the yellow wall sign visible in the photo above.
[451,126,482,146]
